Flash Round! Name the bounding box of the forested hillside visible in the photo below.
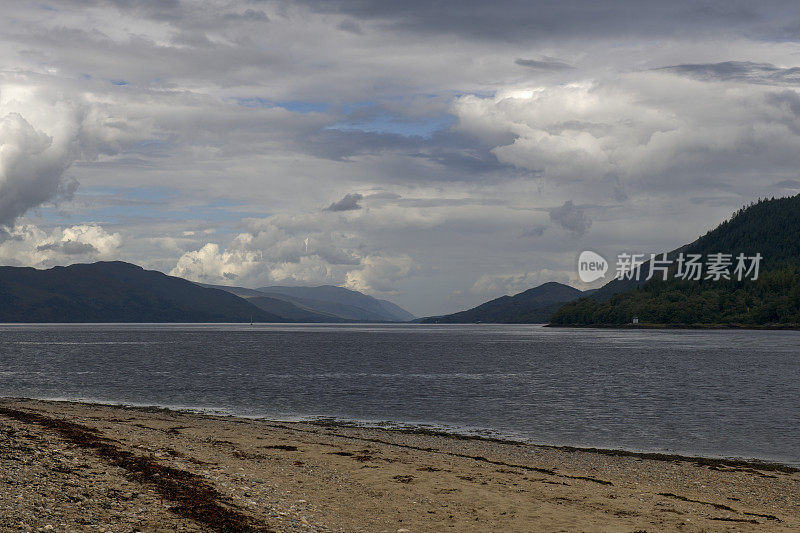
[550,195,800,326]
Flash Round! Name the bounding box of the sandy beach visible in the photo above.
[0,399,798,532]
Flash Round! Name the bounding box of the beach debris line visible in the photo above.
[657,492,782,522]
[0,406,275,533]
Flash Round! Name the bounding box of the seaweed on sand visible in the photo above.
[0,407,274,533]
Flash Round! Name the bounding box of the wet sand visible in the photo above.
[1,398,798,532]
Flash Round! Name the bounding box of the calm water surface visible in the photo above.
[0,324,798,466]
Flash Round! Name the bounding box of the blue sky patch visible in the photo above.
[328,110,455,138]
[234,98,328,113]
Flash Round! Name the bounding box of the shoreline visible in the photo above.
[305,419,800,473]
[2,398,799,532]
[13,396,798,472]
[545,323,800,330]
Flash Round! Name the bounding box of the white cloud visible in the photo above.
[452,74,800,197]
[470,269,576,297]
[345,254,415,294]
[169,209,418,294]
[0,112,73,227]
[171,238,416,294]
[58,224,123,258]
[0,223,122,267]
[0,78,152,227]
[170,243,263,283]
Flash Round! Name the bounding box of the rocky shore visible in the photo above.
[1,399,798,532]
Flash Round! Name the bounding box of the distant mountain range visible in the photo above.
[0,261,279,323]
[551,194,800,326]
[421,282,584,323]
[205,283,416,322]
[0,261,415,323]
[7,196,791,326]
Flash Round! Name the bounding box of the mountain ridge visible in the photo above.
[0,261,280,323]
[550,195,800,326]
[421,281,584,323]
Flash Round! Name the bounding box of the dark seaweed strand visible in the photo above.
[0,407,274,533]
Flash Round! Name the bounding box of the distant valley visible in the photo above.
[0,261,415,323]
[203,283,416,323]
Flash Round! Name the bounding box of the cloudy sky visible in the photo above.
[3,1,800,316]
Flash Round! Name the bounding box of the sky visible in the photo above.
[3,1,800,316]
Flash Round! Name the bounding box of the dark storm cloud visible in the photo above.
[304,127,522,181]
[296,0,792,42]
[365,192,402,200]
[37,241,98,255]
[314,247,362,265]
[515,57,574,71]
[325,193,364,211]
[522,225,548,237]
[658,61,800,84]
[419,138,520,177]
[549,201,592,237]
